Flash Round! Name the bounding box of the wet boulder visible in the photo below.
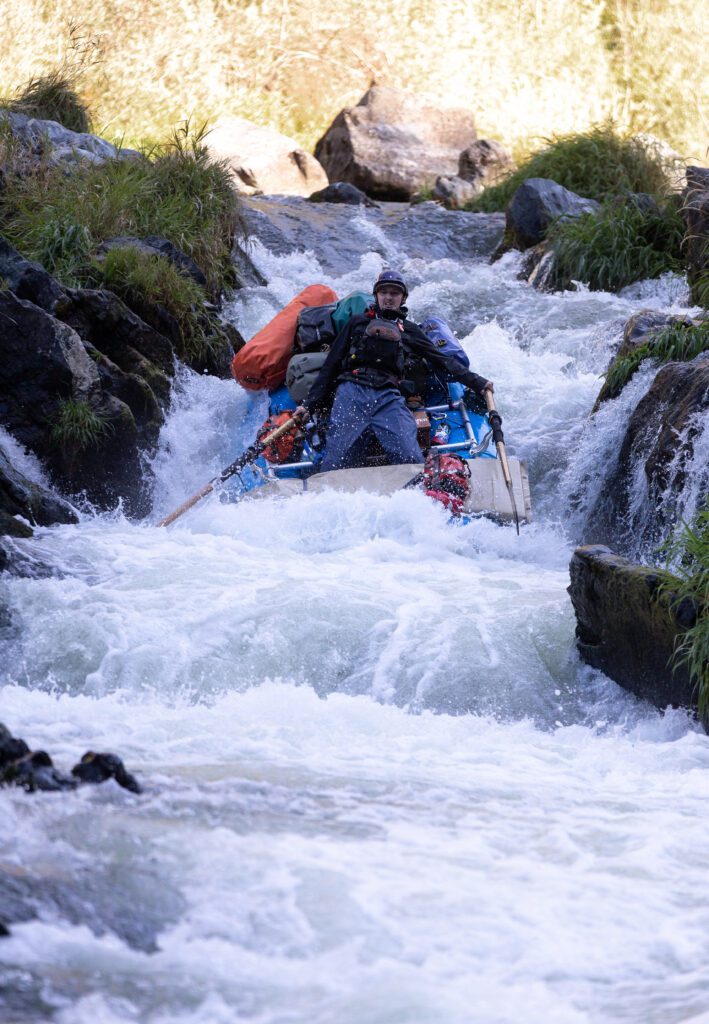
[1,750,78,792]
[72,751,141,793]
[504,178,599,250]
[207,115,328,197]
[0,289,148,513]
[683,166,709,306]
[308,181,378,207]
[314,86,477,201]
[0,723,30,766]
[584,354,709,552]
[568,545,697,710]
[0,443,78,533]
[458,139,513,190]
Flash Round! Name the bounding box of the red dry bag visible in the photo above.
[231,284,338,391]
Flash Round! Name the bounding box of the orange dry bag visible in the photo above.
[231,284,338,391]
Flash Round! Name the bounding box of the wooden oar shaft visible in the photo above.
[484,391,520,534]
[156,415,300,528]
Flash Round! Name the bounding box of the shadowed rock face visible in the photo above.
[568,545,696,710]
[584,354,709,552]
[314,86,477,200]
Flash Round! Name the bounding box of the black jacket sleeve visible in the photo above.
[302,318,357,412]
[403,321,490,394]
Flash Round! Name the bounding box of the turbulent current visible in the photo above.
[1,200,708,1024]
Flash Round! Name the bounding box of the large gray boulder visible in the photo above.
[0,110,140,168]
[0,237,66,313]
[314,86,477,201]
[568,545,697,711]
[207,116,328,197]
[505,177,599,249]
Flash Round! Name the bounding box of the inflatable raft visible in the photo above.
[231,287,532,526]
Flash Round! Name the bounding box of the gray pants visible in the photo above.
[320,381,423,472]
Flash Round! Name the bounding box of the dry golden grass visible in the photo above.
[1,0,707,160]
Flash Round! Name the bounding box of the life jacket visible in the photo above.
[341,316,406,386]
[423,451,471,517]
[257,412,302,464]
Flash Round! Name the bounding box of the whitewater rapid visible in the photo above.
[1,202,707,1024]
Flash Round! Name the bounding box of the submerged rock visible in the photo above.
[0,442,78,532]
[568,545,696,710]
[308,181,378,207]
[314,86,477,201]
[71,751,142,794]
[0,723,142,794]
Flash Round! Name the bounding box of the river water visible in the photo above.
[1,200,708,1024]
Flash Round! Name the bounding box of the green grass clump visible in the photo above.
[6,69,91,133]
[659,499,709,719]
[548,196,685,292]
[93,245,208,359]
[51,399,111,451]
[467,124,674,212]
[603,319,709,399]
[0,122,241,295]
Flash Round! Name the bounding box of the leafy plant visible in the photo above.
[603,319,709,399]
[467,123,675,212]
[659,498,709,719]
[51,399,111,452]
[548,195,685,292]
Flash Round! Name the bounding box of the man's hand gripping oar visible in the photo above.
[484,391,521,535]
[156,413,303,528]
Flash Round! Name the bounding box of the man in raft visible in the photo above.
[294,270,494,472]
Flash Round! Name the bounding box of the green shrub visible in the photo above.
[51,399,111,451]
[6,69,91,134]
[93,245,209,360]
[467,124,675,212]
[659,498,709,719]
[0,122,242,294]
[548,196,685,292]
[603,319,709,399]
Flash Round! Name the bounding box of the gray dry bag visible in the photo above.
[286,351,329,403]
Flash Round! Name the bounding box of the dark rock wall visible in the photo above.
[568,545,697,710]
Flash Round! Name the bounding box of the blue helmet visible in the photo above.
[373,269,408,300]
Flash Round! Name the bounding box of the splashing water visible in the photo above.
[1,200,707,1024]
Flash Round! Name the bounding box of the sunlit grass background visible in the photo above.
[1,0,706,159]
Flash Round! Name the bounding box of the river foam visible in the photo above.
[1,202,706,1023]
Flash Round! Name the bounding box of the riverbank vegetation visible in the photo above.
[0,122,240,295]
[603,320,709,399]
[468,124,679,212]
[1,1,705,160]
[549,195,686,292]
